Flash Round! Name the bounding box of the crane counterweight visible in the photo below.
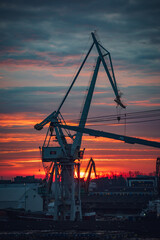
[34,124,43,131]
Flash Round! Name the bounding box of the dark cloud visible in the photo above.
[0,0,160,71]
[0,86,109,113]
[0,85,159,116]
[0,164,14,167]
[124,85,160,100]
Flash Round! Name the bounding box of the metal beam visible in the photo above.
[56,42,95,115]
[71,57,101,156]
[56,124,160,149]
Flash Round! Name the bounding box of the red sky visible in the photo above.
[0,110,160,179]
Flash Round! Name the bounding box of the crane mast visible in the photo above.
[34,32,158,221]
[71,57,101,157]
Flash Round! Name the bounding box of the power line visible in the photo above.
[87,113,160,123]
[66,108,160,124]
[86,118,160,127]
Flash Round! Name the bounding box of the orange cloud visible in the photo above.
[0,133,44,143]
[0,113,44,128]
[0,149,38,154]
[128,100,160,107]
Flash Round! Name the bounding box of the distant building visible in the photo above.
[14,175,41,184]
[0,179,11,184]
[89,182,97,192]
[0,187,43,212]
[127,176,157,189]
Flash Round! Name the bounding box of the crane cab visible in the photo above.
[42,146,84,162]
[42,147,66,162]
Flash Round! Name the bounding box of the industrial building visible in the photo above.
[0,187,43,212]
[127,175,157,189]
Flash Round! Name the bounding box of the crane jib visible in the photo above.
[56,124,160,149]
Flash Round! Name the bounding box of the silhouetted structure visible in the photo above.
[156,157,160,195]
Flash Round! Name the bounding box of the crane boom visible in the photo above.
[71,57,101,156]
[34,33,125,131]
[55,123,160,149]
[91,32,125,109]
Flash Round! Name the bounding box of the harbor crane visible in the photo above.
[34,32,160,221]
[83,158,97,193]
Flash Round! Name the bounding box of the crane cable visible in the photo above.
[124,111,127,135]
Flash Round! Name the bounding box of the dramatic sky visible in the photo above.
[0,0,160,178]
